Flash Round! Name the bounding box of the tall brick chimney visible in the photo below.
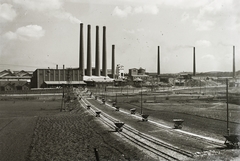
[112,44,115,79]
[87,24,92,76]
[102,26,107,77]
[79,23,84,76]
[95,26,100,76]
[193,47,196,76]
[157,46,160,75]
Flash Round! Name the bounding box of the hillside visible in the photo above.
[196,70,240,77]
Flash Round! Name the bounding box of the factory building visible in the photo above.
[116,64,125,79]
[0,69,32,91]
[31,66,85,88]
[128,68,148,81]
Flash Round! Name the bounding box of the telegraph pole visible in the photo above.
[141,81,143,115]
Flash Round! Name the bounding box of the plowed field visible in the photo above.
[0,99,153,161]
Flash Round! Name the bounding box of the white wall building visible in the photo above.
[116,64,125,79]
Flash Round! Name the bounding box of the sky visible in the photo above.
[0,0,239,74]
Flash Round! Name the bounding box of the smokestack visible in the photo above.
[63,65,65,69]
[112,45,115,79]
[56,65,58,69]
[102,26,107,77]
[95,26,100,76]
[79,23,84,76]
[193,47,196,76]
[233,46,235,78]
[157,46,160,75]
[87,24,92,76]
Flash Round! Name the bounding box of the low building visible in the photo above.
[83,76,113,87]
[0,81,30,91]
[128,67,148,82]
[0,69,32,82]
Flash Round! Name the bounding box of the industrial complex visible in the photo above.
[0,23,239,92]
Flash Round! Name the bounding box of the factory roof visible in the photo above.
[44,81,86,85]
[83,76,114,82]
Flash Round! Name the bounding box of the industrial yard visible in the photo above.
[1,0,240,161]
[0,85,239,161]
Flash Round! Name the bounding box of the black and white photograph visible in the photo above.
[0,0,240,160]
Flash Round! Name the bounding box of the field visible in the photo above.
[86,86,240,160]
[0,98,153,161]
[1,86,240,161]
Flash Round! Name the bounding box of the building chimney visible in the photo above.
[102,26,107,77]
[95,26,100,76]
[112,45,115,79]
[157,46,160,75]
[193,47,196,76]
[233,45,235,78]
[56,64,58,69]
[87,24,92,76]
[63,65,65,69]
[79,23,85,76]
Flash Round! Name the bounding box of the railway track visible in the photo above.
[122,102,226,148]
[79,93,194,160]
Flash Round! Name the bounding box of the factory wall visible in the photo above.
[31,68,83,88]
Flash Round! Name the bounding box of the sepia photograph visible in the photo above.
[0,0,240,160]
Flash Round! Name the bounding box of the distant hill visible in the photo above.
[196,70,240,77]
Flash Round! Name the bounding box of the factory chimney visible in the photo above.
[79,23,84,76]
[102,26,107,77]
[193,47,196,76]
[87,24,92,76]
[112,45,115,79]
[95,26,100,76]
[157,46,160,75]
[233,46,236,78]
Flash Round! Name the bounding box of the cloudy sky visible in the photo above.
[0,0,239,73]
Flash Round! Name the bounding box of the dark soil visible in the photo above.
[0,99,154,161]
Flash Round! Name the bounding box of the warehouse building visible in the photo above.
[31,66,86,88]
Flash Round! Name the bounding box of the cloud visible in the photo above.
[3,31,17,40]
[12,0,62,11]
[4,25,45,41]
[191,0,236,31]
[198,0,234,18]
[195,40,212,47]
[192,19,215,31]
[52,10,81,24]
[12,0,81,24]
[141,5,159,14]
[112,6,132,18]
[0,3,17,22]
[162,0,210,9]
[113,5,159,17]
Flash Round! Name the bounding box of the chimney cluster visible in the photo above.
[79,23,114,78]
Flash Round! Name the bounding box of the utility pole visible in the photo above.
[141,81,143,115]
[60,84,64,112]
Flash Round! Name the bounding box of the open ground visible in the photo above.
[0,86,240,161]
